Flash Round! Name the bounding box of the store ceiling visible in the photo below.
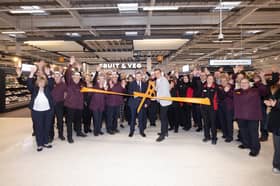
[0,0,280,70]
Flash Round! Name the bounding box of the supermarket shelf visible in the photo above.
[5,101,30,110]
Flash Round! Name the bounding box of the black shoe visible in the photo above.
[196,128,202,132]
[222,135,226,139]
[120,124,125,128]
[59,136,66,141]
[99,131,104,135]
[128,132,134,137]
[37,146,43,152]
[259,136,268,142]
[43,144,52,148]
[203,138,210,142]
[114,129,120,133]
[168,127,174,131]
[174,129,178,133]
[107,130,115,135]
[183,127,191,131]
[156,135,165,142]
[88,129,92,133]
[236,138,241,142]
[32,132,36,137]
[94,133,99,136]
[238,145,249,149]
[77,133,87,137]
[140,132,146,137]
[212,140,217,145]
[157,133,168,137]
[48,138,54,143]
[150,123,156,127]
[249,152,259,157]
[68,138,74,143]
[225,139,232,143]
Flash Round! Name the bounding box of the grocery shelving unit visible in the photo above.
[0,68,31,112]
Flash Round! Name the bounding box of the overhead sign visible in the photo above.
[182,65,190,72]
[209,59,252,66]
[100,63,142,69]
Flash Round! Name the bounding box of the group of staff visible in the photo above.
[16,57,280,174]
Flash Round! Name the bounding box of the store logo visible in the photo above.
[100,63,142,69]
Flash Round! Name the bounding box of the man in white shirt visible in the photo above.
[154,68,172,142]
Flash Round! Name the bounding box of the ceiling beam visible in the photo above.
[55,0,98,36]
[15,14,221,29]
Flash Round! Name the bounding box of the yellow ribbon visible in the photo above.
[81,81,210,113]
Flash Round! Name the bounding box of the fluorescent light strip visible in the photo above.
[185,31,199,35]
[9,9,45,14]
[212,40,233,43]
[246,30,263,34]
[143,6,178,11]
[125,31,138,36]
[214,1,241,10]
[117,3,138,12]
[2,31,25,34]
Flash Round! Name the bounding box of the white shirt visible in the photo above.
[156,76,172,106]
[33,90,50,111]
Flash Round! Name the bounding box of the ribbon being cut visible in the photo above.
[81,81,210,113]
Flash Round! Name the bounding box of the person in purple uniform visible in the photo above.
[89,74,106,136]
[217,75,234,143]
[64,56,87,143]
[50,71,67,141]
[106,73,126,134]
[27,66,54,152]
[234,78,266,157]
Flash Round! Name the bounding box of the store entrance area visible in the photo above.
[0,118,279,186]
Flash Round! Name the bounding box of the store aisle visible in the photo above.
[0,118,279,186]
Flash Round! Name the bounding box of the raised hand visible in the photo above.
[15,67,22,78]
[70,56,75,65]
[96,65,101,72]
[29,65,38,78]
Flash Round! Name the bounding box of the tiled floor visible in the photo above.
[0,118,279,186]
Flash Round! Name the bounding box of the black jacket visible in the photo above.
[267,86,280,135]
[27,77,54,111]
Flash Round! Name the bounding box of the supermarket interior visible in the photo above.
[0,0,280,186]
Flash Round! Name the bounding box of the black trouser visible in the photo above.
[238,119,261,154]
[93,110,103,135]
[129,106,147,133]
[66,108,82,140]
[180,104,192,130]
[201,106,217,140]
[192,104,203,129]
[106,106,120,132]
[273,133,280,169]
[168,106,179,130]
[160,105,169,136]
[31,110,36,133]
[83,105,92,132]
[260,103,269,138]
[32,109,53,147]
[218,105,234,140]
[50,101,65,140]
[148,101,158,125]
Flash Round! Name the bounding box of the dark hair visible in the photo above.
[154,68,161,73]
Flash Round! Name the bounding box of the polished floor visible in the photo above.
[0,117,279,186]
